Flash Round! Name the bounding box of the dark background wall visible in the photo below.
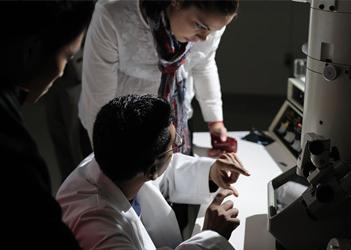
[217,0,309,95]
[191,0,309,132]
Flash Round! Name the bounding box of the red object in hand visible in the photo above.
[211,134,237,153]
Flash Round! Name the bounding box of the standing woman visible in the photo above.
[79,0,239,156]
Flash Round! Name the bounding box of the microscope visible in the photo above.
[268,0,351,249]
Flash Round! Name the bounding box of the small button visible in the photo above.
[284,131,295,143]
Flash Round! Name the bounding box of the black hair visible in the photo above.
[143,0,239,18]
[0,0,95,87]
[93,94,172,182]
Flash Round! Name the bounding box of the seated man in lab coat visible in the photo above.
[57,94,250,249]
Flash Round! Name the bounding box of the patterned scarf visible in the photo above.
[147,11,192,154]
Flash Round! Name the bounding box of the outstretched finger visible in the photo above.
[226,207,239,218]
[221,200,234,210]
[230,185,239,197]
[215,171,239,196]
[217,154,250,177]
[211,189,234,206]
[231,154,247,173]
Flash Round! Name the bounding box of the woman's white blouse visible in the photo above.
[79,0,225,140]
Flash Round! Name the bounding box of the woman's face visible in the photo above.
[167,2,236,43]
[24,31,85,103]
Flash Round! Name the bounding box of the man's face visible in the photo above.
[153,124,177,178]
[23,31,85,103]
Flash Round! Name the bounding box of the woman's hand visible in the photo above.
[208,121,227,142]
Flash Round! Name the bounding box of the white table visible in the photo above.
[192,131,292,250]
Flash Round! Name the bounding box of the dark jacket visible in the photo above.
[0,86,81,249]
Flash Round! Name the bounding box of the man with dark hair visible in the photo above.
[0,1,95,249]
[57,94,250,249]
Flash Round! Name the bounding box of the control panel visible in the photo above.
[270,101,303,158]
[269,78,304,159]
[287,78,305,112]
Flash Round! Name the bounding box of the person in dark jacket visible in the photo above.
[0,1,95,249]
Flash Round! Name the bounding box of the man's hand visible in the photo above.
[202,189,240,240]
[210,153,250,196]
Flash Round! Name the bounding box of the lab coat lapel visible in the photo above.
[89,158,157,249]
[137,181,183,248]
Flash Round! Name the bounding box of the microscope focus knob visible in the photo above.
[309,140,324,155]
[323,64,339,81]
[316,184,334,203]
[327,238,351,250]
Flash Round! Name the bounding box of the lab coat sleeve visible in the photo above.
[71,208,140,250]
[157,153,216,205]
[192,28,226,123]
[79,3,119,141]
[177,231,234,250]
[71,208,233,250]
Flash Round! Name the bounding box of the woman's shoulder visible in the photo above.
[95,0,148,35]
[97,0,140,21]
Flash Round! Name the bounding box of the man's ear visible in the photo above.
[144,159,160,181]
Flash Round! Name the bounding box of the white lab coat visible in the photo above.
[57,153,234,250]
